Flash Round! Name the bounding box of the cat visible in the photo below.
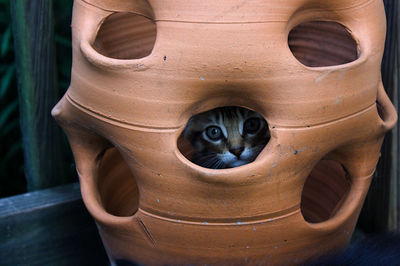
[182,106,270,169]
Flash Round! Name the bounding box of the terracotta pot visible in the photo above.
[52,0,397,264]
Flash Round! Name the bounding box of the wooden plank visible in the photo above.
[10,0,72,191]
[0,183,109,266]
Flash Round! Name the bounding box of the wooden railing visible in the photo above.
[0,183,109,265]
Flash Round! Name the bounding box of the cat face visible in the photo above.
[183,107,270,169]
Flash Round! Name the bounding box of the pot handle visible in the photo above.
[377,81,398,132]
[52,96,147,233]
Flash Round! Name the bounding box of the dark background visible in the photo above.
[0,0,76,198]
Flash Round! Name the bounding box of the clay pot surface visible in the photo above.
[52,0,397,265]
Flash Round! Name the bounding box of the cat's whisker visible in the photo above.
[215,159,225,169]
[210,158,220,169]
[202,157,219,168]
[196,153,217,162]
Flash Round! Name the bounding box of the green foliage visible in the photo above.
[53,0,76,186]
[54,0,73,93]
[0,0,24,197]
[0,0,74,197]
[0,63,14,98]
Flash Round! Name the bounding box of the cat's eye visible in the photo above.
[244,118,261,134]
[206,126,222,141]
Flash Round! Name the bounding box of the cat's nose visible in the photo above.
[230,147,244,158]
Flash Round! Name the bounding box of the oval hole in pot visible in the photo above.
[301,159,351,223]
[288,21,358,67]
[97,147,139,217]
[177,106,270,170]
[93,12,156,59]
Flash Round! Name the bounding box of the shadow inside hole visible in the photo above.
[97,147,139,217]
[93,12,156,60]
[301,160,351,223]
[376,101,385,121]
[177,106,270,169]
[288,21,358,67]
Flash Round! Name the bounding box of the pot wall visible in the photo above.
[52,0,397,264]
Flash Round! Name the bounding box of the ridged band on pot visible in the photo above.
[52,0,397,264]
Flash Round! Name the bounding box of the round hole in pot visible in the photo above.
[177,106,270,170]
[301,159,351,223]
[93,12,156,59]
[288,21,358,67]
[97,147,139,217]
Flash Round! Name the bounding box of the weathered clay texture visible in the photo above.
[52,0,397,265]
